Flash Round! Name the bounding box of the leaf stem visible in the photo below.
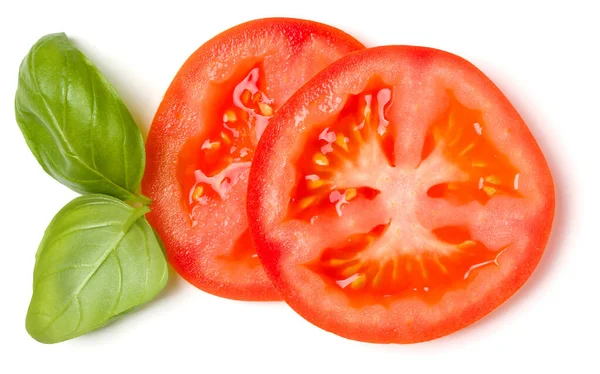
[125,191,152,206]
[135,193,152,206]
[122,205,151,234]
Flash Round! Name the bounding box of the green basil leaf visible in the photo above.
[26,194,168,344]
[15,33,149,204]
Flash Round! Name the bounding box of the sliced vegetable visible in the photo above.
[247,46,555,343]
[143,18,364,300]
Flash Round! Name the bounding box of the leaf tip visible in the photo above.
[25,310,58,344]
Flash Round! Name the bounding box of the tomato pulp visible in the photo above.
[142,18,364,300]
[248,46,555,341]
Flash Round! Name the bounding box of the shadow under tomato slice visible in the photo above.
[142,18,364,301]
[248,46,555,341]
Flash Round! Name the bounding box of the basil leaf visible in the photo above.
[26,195,168,344]
[15,33,149,204]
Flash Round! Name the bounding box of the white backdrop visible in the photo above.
[1,0,597,373]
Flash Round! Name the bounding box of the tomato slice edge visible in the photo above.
[248,45,555,341]
[143,18,365,301]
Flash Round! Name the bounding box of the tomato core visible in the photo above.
[288,85,522,305]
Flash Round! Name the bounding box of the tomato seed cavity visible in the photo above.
[176,64,274,263]
[288,86,520,304]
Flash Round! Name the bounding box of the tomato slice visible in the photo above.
[142,18,364,301]
[248,46,555,341]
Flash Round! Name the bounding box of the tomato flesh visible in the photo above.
[248,46,555,342]
[287,87,519,304]
[177,65,273,265]
[143,18,364,301]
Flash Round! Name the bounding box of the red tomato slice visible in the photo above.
[248,46,555,341]
[143,18,364,301]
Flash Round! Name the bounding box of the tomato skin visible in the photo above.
[248,46,555,342]
[143,18,364,301]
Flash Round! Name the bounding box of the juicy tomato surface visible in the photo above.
[248,46,555,342]
[142,18,364,301]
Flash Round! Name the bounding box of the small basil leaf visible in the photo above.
[15,33,149,204]
[26,195,168,344]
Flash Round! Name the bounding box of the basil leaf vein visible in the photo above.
[26,195,168,344]
[15,33,149,203]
